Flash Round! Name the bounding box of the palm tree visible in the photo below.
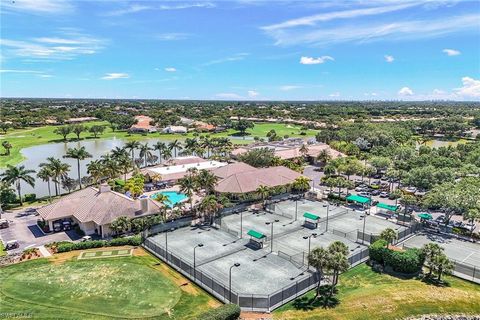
[125,140,140,163]
[153,141,166,164]
[422,243,444,278]
[464,208,480,237]
[178,175,197,211]
[292,176,311,193]
[138,143,153,168]
[2,140,12,156]
[41,157,70,196]
[201,137,212,158]
[111,146,129,160]
[61,177,77,193]
[87,160,104,184]
[431,253,454,282]
[0,165,36,205]
[184,138,198,155]
[110,216,131,235]
[308,247,330,299]
[169,140,182,158]
[197,169,218,194]
[327,249,350,296]
[162,147,172,162]
[316,149,331,167]
[256,185,271,209]
[100,154,120,179]
[299,144,309,156]
[116,155,132,181]
[379,228,398,247]
[37,166,54,201]
[64,146,92,189]
[199,195,222,224]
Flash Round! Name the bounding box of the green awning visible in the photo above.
[346,194,371,204]
[418,213,433,220]
[303,212,319,221]
[376,202,399,212]
[247,229,266,240]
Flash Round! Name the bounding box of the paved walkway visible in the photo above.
[37,245,52,257]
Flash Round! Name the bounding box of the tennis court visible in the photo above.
[403,233,480,267]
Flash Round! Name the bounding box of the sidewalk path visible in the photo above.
[38,245,52,257]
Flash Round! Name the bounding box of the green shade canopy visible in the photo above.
[247,229,266,240]
[303,212,320,221]
[376,202,399,212]
[346,194,371,204]
[417,213,433,220]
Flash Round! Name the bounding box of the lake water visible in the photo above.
[420,139,468,148]
[2,137,184,198]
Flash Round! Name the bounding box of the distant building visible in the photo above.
[129,115,157,133]
[194,121,216,132]
[162,125,187,134]
[179,117,195,126]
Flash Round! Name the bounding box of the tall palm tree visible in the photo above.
[379,228,398,247]
[153,141,166,164]
[162,147,172,162]
[197,169,218,194]
[299,144,309,156]
[37,166,54,201]
[0,165,36,206]
[292,176,311,193]
[87,160,104,184]
[100,154,120,179]
[41,157,70,196]
[308,247,330,299]
[178,175,197,211]
[64,146,92,189]
[138,143,153,168]
[199,195,222,224]
[116,155,132,181]
[125,140,140,163]
[256,185,271,209]
[169,140,182,158]
[111,146,129,160]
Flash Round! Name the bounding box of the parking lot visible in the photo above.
[0,209,77,254]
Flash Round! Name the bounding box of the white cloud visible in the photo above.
[364,92,378,97]
[38,74,53,78]
[1,0,73,14]
[0,69,44,74]
[262,3,420,31]
[280,85,302,91]
[105,2,215,16]
[214,93,243,100]
[432,89,445,95]
[262,12,480,46]
[156,33,190,41]
[300,56,334,65]
[442,48,461,56]
[329,92,340,97]
[165,67,177,72]
[101,73,129,80]
[384,55,394,62]
[454,77,480,98]
[248,90,259,98]
[398,86,414,96]
[0,32,104,60]
[203,53,249,66]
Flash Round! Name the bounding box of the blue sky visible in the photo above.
[1,0,479,100]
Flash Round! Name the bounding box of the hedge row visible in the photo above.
[369,239,425,274]
[56,235,142,253]
[198,304,241,320]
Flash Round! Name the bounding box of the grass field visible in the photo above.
[0,121,316,167]
[0,247,219,319]
[0,240,6,257]
[274,264,480,320]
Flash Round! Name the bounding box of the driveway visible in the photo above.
[0,209,74,255]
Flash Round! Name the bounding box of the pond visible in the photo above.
[419,138,469,148]
[1,137,183,198]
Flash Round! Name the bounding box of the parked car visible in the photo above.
[388,193,398,200]
[379,191,389,198]
[355,186,368,192]
[0,219,9,229]
[371,190,381,196]
[358,191,371,198]
[449,220,463,228]
[25,208,38,215]
[62,221,72,231]
[5,240,19,250]
[81,236,92,242]
[53,222,63,232]
[435,215,445,223]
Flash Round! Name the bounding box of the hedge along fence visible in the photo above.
[369,239,425,274]
[55,235,142,253]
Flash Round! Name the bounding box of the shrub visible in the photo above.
[369,239,388,264]
[198,304,241,320]
[54,235,142,253]
[24,193,36,202]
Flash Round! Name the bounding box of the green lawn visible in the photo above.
[0,248,218,319]
[275,264,480,320]
[0,240,5,257]
[0,121,316,167]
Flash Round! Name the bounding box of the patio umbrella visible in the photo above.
[417,213,432,220]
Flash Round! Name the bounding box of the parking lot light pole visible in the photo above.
[229,263,240,303]
[193,243,204,281]
[266,219,280,253]
[303,233,317,270]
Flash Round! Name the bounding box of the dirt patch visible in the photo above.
[152,262,199,295]
[240,311,273,320]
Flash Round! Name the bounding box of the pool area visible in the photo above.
[150,191,188,208]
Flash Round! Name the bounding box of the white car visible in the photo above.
[81,236,92,242]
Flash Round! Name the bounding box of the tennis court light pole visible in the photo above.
[266,219,280,253]
[229,263,241,303]
[240,211,243,239]
[361,214,367,244]
[193,243,204,281]
[295,198,298,221]
[325,203,330,232]
[165,227,175,261]
[303,233,317,270]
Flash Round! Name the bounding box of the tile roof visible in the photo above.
[37,187,162,225]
